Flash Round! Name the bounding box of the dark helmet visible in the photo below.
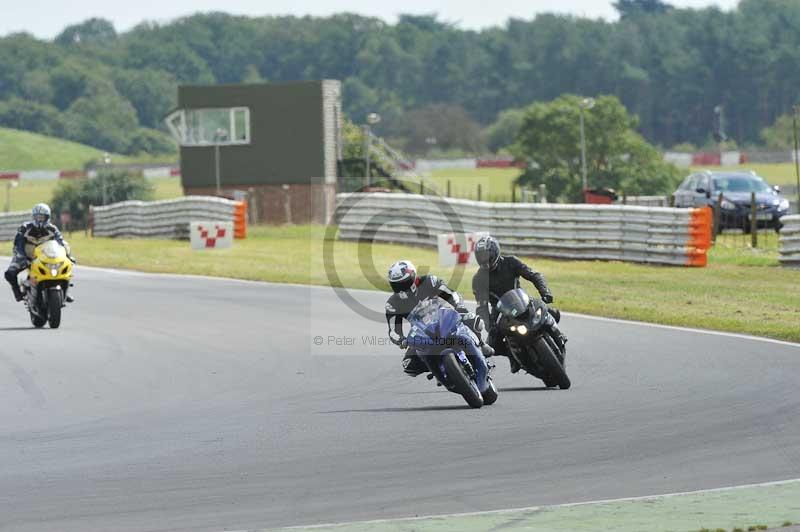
[475,235,500,270]
[32,203,51,228]
[387,260,417,293]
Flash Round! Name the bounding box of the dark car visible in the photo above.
[673,171,791,232]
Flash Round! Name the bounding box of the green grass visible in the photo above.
[2,176,183,212]
[6,224,797,343]
[423,168,523,201]
[0,127,171,171]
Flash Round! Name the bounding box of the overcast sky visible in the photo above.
[1,0,740,39]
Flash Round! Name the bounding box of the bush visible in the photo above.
[127,128,177,156]
[50,170,154,229]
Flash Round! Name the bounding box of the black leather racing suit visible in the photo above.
[4,222,69,300]
[385,274,469,375]
[472,255,565,359]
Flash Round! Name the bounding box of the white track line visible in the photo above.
[240,477,800,531]
[5,257,797,348]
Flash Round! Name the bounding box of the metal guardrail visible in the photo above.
[0,211,31,241]
[779,215,800,268]
[91,196,243,239]
[617,196,670,207]
[335,193,712,267]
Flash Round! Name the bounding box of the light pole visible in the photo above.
[4,178,18,213]
[579,97,595,194]
[102,152,111,205]
[213,128,227,196]
[364,112,381,187]
[793,105,800,212]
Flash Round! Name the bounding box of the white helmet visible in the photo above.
[32,203,51,228]
[388,260,417,293]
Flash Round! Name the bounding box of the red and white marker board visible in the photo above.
[437,232,489,266]
[190,221,234,250]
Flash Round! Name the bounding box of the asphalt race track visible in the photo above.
[1,266,799,532]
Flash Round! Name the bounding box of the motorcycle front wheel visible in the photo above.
[47,290,62,329]
[531,337,571,390]
[443,352,484,409]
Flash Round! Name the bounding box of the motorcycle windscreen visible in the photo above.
[436,307,461,338]
[497,288,530,318]
[40,240,65,259]
[408,298,447,337]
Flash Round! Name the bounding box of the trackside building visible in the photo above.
[167,80,342,223]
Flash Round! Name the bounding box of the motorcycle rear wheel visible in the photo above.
[30,312,46,328]
[443,352,483,408]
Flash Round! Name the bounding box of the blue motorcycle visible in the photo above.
[406,298,498,408]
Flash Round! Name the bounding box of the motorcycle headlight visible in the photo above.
[516,325,528,336]
[778,199,790,211]
[510,325,517,332]
[46,260,65,270]
[720,199,736,210]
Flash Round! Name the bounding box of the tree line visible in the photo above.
[0,0,799,156]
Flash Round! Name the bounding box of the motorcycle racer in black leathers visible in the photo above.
[472,235,566,373]
[4,203,75,303]
[385,260,491,376]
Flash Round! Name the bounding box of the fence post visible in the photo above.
[512,185,516,203]
[419,180,424,195]
[668,194,675,207]
[713,192,722,242]
[446,180,451,198]
[622,191,627,205]
[751,191,758,248]
[477,184,482,202]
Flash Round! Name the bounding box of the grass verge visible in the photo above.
[0,127,170,171]
[2,176,183,212]
[5,224,797,343]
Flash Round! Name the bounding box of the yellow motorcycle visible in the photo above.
[21,241,74,329]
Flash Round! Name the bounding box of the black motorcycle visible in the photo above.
[496,288,571,389]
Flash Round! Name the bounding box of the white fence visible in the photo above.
[779,215,800,268]
[616,196,670,207]
[335,193,712,267]
[0,211,29,241]
[91,196,240,239]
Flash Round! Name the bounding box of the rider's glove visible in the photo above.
[389,332,406,348]
[542,293,554,304]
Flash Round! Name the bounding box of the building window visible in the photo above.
[165,107,251,146]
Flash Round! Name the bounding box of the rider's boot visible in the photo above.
[402,349,427,377]
[11,284,24,302]
[5,271,23,302]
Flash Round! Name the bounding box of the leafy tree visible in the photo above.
[55,18,117,46]
[513,95,681,201]
[63,82,140,153]
[128,129,178,155]
[51,171,154,229]
[0,98,66,137]
[485,108,526,153]
[613,0,674,19]
[761,112,799,150]
[399,104,485,155]
[112,69,177,129]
